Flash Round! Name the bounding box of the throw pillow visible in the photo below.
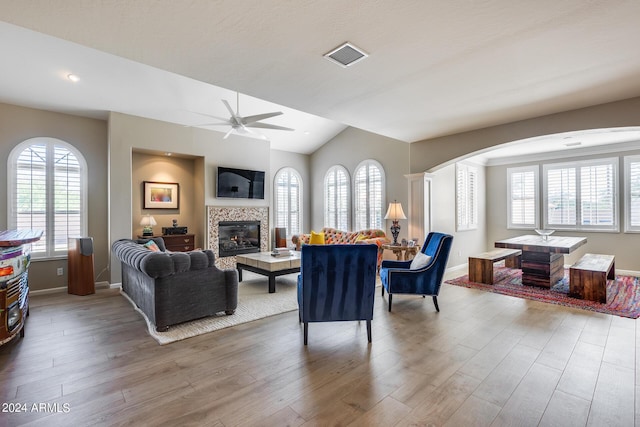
[410,252,431,270]
[355,234,367,243]
[309,231,326,245]
[143,240,161,252]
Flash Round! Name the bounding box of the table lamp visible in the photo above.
[384,200,407,245]
[140,215,157,236]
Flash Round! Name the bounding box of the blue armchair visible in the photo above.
[379,232,453,312]
[298,244,378,345]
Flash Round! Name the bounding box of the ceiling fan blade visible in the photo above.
[188,121,231,127]
[187,110,230,122]
[223,128,235,139]
[221,99,237,118]
[246,122,295,131]
[241,112,283,125]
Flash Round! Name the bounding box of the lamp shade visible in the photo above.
[140,215,157,227]
[384,201,407,220]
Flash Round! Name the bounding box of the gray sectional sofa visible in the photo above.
[112,237,238,332]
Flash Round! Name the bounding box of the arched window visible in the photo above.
[8,138,88,258]
[353,159,385,230]
[274,167,302,238]
[324,165,350,229]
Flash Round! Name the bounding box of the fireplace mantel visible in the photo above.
[207,206,268,269]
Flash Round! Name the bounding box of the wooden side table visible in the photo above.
[382,244,419,261]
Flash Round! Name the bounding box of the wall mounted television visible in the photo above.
[216,166,265,199]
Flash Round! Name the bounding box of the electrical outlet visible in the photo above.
[57,267,63,276]
[457,250,462,257]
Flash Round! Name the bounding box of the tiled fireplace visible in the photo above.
[207,206,268,269]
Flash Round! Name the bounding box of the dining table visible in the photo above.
[494,234,587,288]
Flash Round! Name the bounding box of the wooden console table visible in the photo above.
[382,244,419,261]
[0,229,42,347]
[138,234,195,252]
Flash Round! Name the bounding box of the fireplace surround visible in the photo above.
[207,206,269,269]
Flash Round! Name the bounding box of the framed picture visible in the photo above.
[143,181,179,209]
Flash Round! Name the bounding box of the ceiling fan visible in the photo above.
[192,92,295,139]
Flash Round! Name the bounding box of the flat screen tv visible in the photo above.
[216,166,265,199]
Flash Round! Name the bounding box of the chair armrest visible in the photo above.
[381,259,412,269]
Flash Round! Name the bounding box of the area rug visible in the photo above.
[121,272,299,345]
[445,266,640,319]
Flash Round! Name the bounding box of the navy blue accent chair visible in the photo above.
[297,244,378,345]
[379,232,453,312]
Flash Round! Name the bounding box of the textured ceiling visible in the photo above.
[1,1,640,154]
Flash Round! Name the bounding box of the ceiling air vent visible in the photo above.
[324,42,368,68]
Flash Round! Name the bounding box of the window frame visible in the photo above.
[507,165,539,229]
[353,159,385,231]
[624,155,640,233]
[273,167,303,239]
[456,162,478,231]
[323,165,350,230]
[7,137,88,260]
[542,157,618,232]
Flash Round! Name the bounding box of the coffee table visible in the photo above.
[235,251,301,293]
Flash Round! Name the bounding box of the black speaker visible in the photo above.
[79,237,93,256]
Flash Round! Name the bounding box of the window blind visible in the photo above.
[11,139,85,258]
[456,163,478,231]
[544,158,617,230]
[324,166,349,229]
[274,168,302,237]
[508,167,537,227]
[354,161,384,230]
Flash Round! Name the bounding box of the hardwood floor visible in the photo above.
[1,270,637,426]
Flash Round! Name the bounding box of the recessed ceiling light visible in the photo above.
[564,141,582,147]
[67,73,80,82]
[164,152,172,156]
[303,131,311,135]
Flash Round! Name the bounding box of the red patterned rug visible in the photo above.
[445,265,640,318]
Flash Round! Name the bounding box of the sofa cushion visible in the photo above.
[410,252,432,270]
[309,231,325,244]
[143,240,161,252]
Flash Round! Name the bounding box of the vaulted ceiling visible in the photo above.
[1,1,640,154]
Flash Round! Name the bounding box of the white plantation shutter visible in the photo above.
[456,163,478,231]
[9,138,87,258]
[507,166,538,228]
[625,156,640,232]
[544,158,617,231]
[580,162,615,228]
[545,166,576,226]
[324,165,350,229]
[274,168,302,238]
[354,160,385,230]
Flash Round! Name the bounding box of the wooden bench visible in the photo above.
[469,248,522,285]
[569,253,615,303]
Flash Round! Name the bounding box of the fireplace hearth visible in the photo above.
[218,221,260,257]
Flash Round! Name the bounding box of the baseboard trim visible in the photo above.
[30,281,115,295]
